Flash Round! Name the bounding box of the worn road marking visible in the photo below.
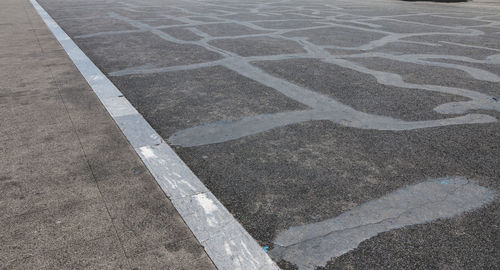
[269,177,497,270]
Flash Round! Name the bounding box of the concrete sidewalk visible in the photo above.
[0,0,216,269]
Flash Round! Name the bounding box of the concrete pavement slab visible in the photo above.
[3,235,128,269]
[0,199,115,265]
[0,0,216,269]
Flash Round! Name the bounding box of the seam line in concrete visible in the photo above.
[22,1,131,263]
[29,1,279,269]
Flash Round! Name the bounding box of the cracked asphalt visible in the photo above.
[37,0,499,269]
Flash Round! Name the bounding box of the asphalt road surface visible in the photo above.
[37,0,499,269]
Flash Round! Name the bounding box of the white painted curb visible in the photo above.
[30,1,279,269]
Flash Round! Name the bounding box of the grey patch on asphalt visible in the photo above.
[283,26,387,47]
[252,20,326,30]
[99,8,498,147]
[138,18,186,27]
[161,26,204,41]
[319,53,500,116]
[439,41,500,52]
[169,110,495,147]
[361,18,469,34]
[269,177,497,270]
[56,16,137,37]
[208,36,306,57]
[319,28,485,52]
[108,59,226,76]
[196,22,270,36]
[167,57,496,147]
[397,15,486,27]
[75,31,222,73]
[110,65,308,137]
[74,29,145,39]
[372,40,496,59]
[341,52,500,83]
[31,1,279,269]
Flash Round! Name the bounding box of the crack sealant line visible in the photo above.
[30,1,279,269]
[270,177,497,270]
